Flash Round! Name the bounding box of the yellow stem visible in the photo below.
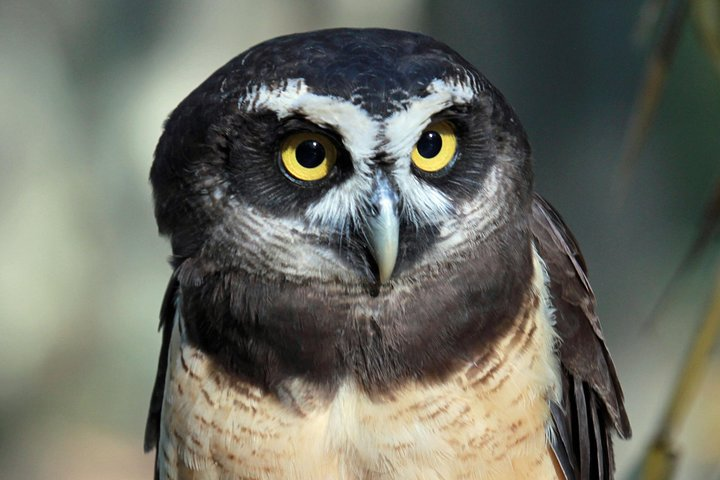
[642,262,720,479]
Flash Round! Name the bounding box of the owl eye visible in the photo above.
[411,121,457,173]
[280,132,337,182]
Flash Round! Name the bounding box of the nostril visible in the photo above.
[368,203,380,217]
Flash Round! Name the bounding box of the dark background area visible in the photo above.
[1,1,718,478]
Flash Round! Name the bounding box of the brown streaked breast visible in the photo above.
[158,251,563,480]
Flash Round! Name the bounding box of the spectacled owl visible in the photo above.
[145,28,631,480]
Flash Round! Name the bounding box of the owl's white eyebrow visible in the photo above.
[376,78,476,228]
[239,79,379,171]
[240,79,379,230]
[382,78,476,160]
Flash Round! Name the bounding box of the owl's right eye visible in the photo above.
[280,132,337,183]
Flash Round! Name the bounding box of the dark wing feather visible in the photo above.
[144,272,180,478]
[531,194,631,480]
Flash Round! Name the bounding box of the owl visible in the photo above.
[145,28,630,480]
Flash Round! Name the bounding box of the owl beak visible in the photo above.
[366,173,400,283]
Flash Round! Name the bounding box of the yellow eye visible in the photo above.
[411,121,457,173]
[280,132,337,182]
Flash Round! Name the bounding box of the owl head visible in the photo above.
[150,28,532,291]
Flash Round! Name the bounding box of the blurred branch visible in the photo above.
[634,0,672,45]
[615,0,690,201]
[640,176,720,330]
[628,0,720,331]
[692,0,720,78]
[641,262,720,480]
[629,5,720,475]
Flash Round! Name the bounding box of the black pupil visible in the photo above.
[417,131,442,158]
[295,140,326,168]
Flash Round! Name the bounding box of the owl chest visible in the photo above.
[158,296,562,480]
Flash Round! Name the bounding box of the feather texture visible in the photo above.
[532,194,631,480]
[143,27,629,480]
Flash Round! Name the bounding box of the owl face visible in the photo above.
[151,29,532,289]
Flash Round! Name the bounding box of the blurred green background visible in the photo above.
[1,1,719,479]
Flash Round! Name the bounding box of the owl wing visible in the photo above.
[144,271,180,479]
[531,193,631,480]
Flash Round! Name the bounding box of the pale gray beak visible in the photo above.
[365,173,399,283]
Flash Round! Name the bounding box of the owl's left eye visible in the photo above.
[280,132,337,183]
[411,121,457,173]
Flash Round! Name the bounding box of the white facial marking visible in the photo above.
[384,79,476,226]
[241,79,380,166]
[238,77,481,232]
[240,79,379,230]
[383,78,475,160]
